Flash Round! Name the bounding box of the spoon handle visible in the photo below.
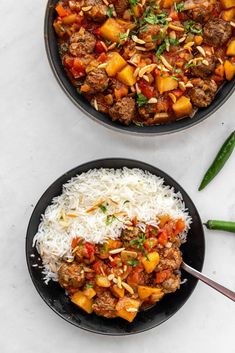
[181,262,235,302]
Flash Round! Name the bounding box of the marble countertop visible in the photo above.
[1,1,235,352]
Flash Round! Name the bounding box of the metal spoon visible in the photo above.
[182,262,235,302]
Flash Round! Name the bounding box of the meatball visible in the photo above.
[191,55,216,79]
[121,226,140,242]
[110,0,129,16]
[84,68,109,94]
[203,19,232,47]
[69,30,96,56]
[188,78,217,108]
[139,24,162,50]
[162,273,181,293]
[138,104,157,120]
[92,291,117,318]
[91,94,109,114]
[188,6,212,23]
[58,262,85,290]
[157,248,182,271]
[109,97,136,125]
[83,0,107,22]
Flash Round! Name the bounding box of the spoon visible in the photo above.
[182,262,235,302]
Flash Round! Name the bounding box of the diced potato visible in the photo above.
[194,35,203,46]
[121,250,138,261]
[105,52,127,77]
[117,65,136,86]
[71,291,93,314]
[83,287,96,299]
[221,0,235,8]
[116,297,141,322]
[116,19,136,31]
[162,0,174,8]
[222,7,235,20]
[156,76,178,94]
[172,96,192,118]
[96,275,111,287]
[138,286,163,300]
[227,39,235,55]
[158,214,170,228]
[141,252,160,273]
[61,14,77,25]
[132,4,142,17]
[111,285,125,298]
[224,60,235,80]
[100,18,128,42]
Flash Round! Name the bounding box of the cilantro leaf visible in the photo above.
[174,1,185,12]
[129,0,139,5]
[136,93,148,107]
[184,20,202,34]
[99,204,107,213]
[127,258,139,267]
[107,7,114,18]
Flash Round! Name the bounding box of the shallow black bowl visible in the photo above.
[44,1,234,135]
[26,158,205,335]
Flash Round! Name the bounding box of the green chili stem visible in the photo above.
[204,220,235,233]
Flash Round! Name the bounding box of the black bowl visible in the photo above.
[26,158,205,335]
[44,1,235,135]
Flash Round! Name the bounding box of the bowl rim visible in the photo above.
[26,158,205,335]
[44,0,235,136]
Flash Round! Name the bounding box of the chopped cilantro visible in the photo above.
[129,0,139,6]
[130,233,149,258]
[99,204,107,213]
[184,20,202,34]
[86,283,94,288]
[145,12,168,25]
[184,62,198,69]
[136,93,148,107]
[156,37,179,57]
[174,1,185,12]
[105,215,116,225]
[127,258,139,267]
[134,121,144,127]
[171,75,179,81]
[107,6,114,18]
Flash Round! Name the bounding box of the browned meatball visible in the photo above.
[84,68,109,94]
[190,55,216,79]
[58,262,85,290]
[162,273,181,293]
[110,0,129,16]
[157,248,182,271]
[109,97,136,125]
[188,6,212,23]
[188,78,217,108]
[83,0,107,22]
[139,25,162,50]
[203,19,232,47]
[92,291,117,318]
[69,30,96,56]
[138,104,157,120]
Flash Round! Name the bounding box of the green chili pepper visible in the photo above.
[198,131,235,191]
[204,220,235,233]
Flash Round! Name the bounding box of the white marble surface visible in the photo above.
[1,1,235,352]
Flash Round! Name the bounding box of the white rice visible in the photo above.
[33,168,191,283]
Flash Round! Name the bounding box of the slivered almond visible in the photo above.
[218,58,223,64]
[117,276,122,289]
[100,266,105,276]
[230,21,235,28]
[122,282,134,294]
[168,23,184,32]
[142,74,150,82]
[109,255,114,262]
[86,199,105,213]
[128,54,141,67]
[109,247,125,254]
[169,30,176,40]
[93,99,99,111]
[123,265,127,272]
[135,83,141,93]
[103,0,109,5]
[168,92,177,103]
[179,35,186,43]
[82,5,92,11]
[107,274,115,281]
[100,41,108,51]
[131,35,145,44]
[202,59,209,66]
[126,307,138,312]
[67,213,78,218]
[79,10,84,16]
[196,46,206,57]
[107,42,116,50]
[134,67,140,77]
[160,55,173,70]
[138,64,157,77]
[135,46,147,51]
[98,62,108,68]
[154,112,169,118]
[78,26,85,35]
[166,17,173,22]
[179,81,186,90]
[148,97,158,104]
[185,82,193,88]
